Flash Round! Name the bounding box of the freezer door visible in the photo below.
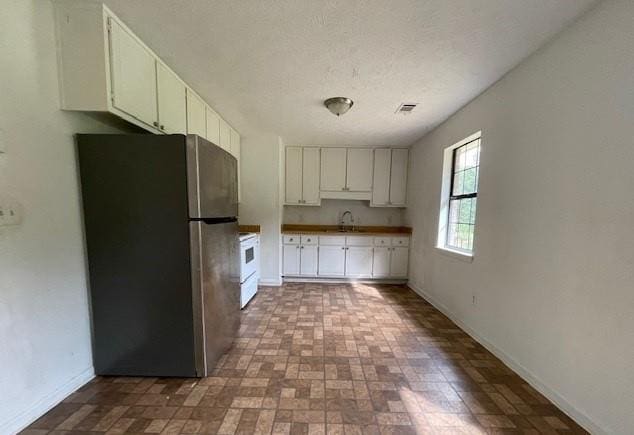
[190,220,240,376]
[186,135,238,219]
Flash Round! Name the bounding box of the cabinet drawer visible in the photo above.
[301,235,318,245]
[373,237,390,247]
[345,236,373,246]
[283,234,300,245]
[391,237,410,247]
[319,235,345,246]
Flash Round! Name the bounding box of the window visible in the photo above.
[438,132,481,256]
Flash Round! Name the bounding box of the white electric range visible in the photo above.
[238,232,259,308]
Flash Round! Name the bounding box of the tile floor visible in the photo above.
[22,283,587,434]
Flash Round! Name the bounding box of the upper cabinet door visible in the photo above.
[302,148,320,205]
[285,147,302,204]
[389,148,409,206]
[372,149,391,206]
[229,128,240,159]
[346,148,373,192]
[320,148,347,191]
[205,107,220,145]
[186,90,206,137]
[229,128,241,202]
[108,18,157,127]
[156,62,186,134]
[219,119,231,151]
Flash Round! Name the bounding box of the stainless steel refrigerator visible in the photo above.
[77,134,239,377]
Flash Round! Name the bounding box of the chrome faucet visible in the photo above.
[340,210,355,232]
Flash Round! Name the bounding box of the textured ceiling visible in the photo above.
[103,0,598,146]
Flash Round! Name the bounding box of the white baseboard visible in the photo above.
[407,282,604,435]
[0,366,95,435]
[283,277,408,285]
[258,278,282,286]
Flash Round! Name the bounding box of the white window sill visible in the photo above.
[435,246,474,263]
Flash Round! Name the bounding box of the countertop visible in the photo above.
[238,224,261,233]
[281,224,412,236]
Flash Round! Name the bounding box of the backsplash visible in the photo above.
[283,200,406,226]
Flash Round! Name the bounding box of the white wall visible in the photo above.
[239,130,283,285]
[284,200,405,227]
[0,1,134,433]
[405,1,634,433]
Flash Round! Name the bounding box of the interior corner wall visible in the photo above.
[239,129,283,285]
[404,1,634,433]
[0,1,134,433]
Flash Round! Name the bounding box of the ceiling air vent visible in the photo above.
[396,103,417,114]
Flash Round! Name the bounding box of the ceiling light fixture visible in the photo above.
[324,97,354,116]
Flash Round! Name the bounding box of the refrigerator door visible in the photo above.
[186,135,238,219]
[190,220,240,376]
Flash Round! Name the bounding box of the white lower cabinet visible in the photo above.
[283,234,409,279]
[282,244,300,275]
[318,246,346,276]
[372,247,391,278]
[300,246,318,276]
[390,247,409,278]
[345,247,373,278]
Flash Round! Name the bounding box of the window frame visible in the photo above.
[436,131,481,261]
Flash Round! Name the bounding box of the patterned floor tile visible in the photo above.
[21,283,588,434]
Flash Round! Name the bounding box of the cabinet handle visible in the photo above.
[301,246,304,249]
[153,121,159,127]
[160,125,165,130]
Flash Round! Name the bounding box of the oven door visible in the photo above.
[240,238,258,283]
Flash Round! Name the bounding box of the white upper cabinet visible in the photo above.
[219,119,231,151]
[285,147,320,206]
[230,127,241,202]
[54,2,241,145]
[371,149,391,206]
[186,90,206,138]
[156,61,186,134]
[229,127,241,159]
[371,148,409,207]
[108,18,158,128]
[205,106,220,145]
[285,147,302,205]
[302,148,320,205]
[320,148,347,192]
[320,148,373,200]
[389,148,408,206]
[346,148,373,192]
